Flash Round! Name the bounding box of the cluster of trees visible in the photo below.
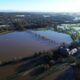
[0,12,75,31]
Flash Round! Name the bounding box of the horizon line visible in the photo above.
[0,11,80,13]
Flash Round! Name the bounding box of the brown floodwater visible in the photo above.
[0,31,52,61]
[0,30,73,79]
[0,30,73,61]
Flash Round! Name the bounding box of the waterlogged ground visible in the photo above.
[0,30,73,79]
[31,30,73,45]
[0,31,53,61]
[0,30,73,61]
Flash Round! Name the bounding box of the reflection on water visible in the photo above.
[31,30,73,45]
[0,30,73,61]
[0,31,52,61]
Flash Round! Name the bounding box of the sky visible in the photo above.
[0,0,80,12]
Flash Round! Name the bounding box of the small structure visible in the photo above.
[69,48,78,55]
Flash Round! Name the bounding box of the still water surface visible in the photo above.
[0,30,73,61]
[0,31,52,61]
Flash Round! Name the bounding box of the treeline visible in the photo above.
[0,12,75,31]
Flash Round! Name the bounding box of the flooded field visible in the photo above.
[0,31,52,61]
[0,30,73,61]
[72,27,80,31]
[0,30,73,79]
[31,30,73,45]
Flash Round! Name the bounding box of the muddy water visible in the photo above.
[32,30,73,45]
[0,30,73,79]
[0,31,52,61]
[0,30,73,61]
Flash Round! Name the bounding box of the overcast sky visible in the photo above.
[0,0,80,12]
